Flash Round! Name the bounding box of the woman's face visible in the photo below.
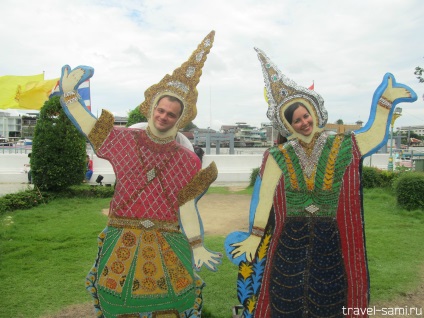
[291,106,314,136]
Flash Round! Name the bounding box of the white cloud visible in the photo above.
[1,0,423,130]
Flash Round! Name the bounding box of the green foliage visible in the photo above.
[0,190,49,213]
[393,172,424,210]
[31,96,87,191]
[58,184,115,198]
[182,121,198,131]
[249,167,260,187]
[126,106,147,127]
[1,190,424,317]
[361,166,396,188]
[0,185,114,215]
[414,65,424,83]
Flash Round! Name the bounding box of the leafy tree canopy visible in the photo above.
[126,106,147,127]
[31,96,87,191]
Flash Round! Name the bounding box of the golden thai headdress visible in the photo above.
[139,31,215,129]
[255,47,328,137]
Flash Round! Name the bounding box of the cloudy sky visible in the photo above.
[1,0,423,130]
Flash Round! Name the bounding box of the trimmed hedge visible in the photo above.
[31,96,87,191]
[0,185,114,215]
[361,166,396,189]
[250,167,260,187]
[393,172,424,210]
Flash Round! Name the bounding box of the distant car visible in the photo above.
[0,138,13,146]
[16,139,33,146]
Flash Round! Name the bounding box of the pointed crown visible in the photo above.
[255,47,328,137]
[140,31,215,129]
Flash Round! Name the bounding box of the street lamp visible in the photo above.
[388,107,402,171]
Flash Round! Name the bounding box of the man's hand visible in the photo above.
[60,65,94,94]
[230,235,261,262]
[192,246,222,272]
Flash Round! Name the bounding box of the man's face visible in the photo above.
[152,97,182,132]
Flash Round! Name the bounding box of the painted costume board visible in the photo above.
[59,31,221,318]
[225,48,417,318]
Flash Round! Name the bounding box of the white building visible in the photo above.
[0,111,22,140]
[399,125,424,137]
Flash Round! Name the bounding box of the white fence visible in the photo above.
[0,152,417,185]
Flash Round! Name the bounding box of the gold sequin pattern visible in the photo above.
[322,134,344,190]
[279,145,299,190]
[108,215,180,232]
[378,96,392,110]
[88,109,115,151]
[177,161,218,206]
[139,31,215,129]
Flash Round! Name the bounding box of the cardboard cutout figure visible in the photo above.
[59,31,221,318]
[225,48,417,318]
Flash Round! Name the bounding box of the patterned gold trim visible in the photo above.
[146,126,175,144]
[298,132,321,157]
[322,134,344,190]
[108,216,180,232]
[280,145,299,190]
[378,96,392,110]
[117,314,141,318]
[177,161,218,206]
[152,309,179,318]
[88,109,115,151]
[252,226,265,237]
[188,235,202,249]
[63,90,79,105]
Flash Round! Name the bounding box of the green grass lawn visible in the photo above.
[0,188,423,318]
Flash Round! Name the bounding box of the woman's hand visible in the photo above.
[230,235,261,262]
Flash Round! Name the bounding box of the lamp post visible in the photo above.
[388,107,402,171]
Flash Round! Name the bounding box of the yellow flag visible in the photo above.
[0,74,44,109]
[16,78,59,110]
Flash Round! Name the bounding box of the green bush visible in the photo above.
[0,190,49,214]
[31,96,87,191]
[249,167,260,187]
[0,185,114,215]
[361,166,396,188]
[393,172,424,210]
[361,167,382,188]
[55,184,115,198]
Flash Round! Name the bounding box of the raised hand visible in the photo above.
[60,65,94,94]
[382,74,415,105]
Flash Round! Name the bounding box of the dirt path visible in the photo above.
[44,192,423,318]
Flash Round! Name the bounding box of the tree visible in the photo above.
[336,119,344,125]
[182,121,198,131]
[126,106,147,127]
[414,65,424,83]
[31,96,87,191]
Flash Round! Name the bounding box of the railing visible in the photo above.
[0,145,32,154]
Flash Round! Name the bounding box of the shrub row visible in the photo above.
[393,172,424,211]
[0,185,115,215]
[249,166,424,211]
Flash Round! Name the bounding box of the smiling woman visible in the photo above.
[284,102,313,136]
